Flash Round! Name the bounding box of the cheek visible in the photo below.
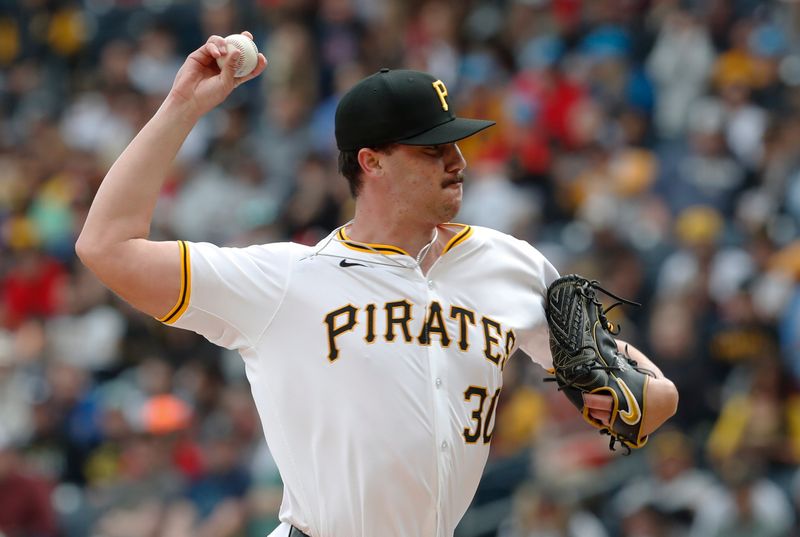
[384,159,442,206]
[394,166,433,196]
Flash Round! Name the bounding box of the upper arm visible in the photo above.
[512,239,560,369]
[164,241,294,349]
[77,238,183,320]
[78,238,296,350]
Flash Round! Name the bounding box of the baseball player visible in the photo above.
[77,34,678,537]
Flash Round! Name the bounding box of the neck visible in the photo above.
[346,191,461,273]
[347,205,439,260]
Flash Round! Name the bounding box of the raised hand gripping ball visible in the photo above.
[216,34,259,78]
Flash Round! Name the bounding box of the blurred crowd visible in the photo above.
[1,0,800,536]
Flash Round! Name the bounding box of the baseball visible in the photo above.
[216,34,259,78]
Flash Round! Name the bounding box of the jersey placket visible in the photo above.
[418,267,453,537]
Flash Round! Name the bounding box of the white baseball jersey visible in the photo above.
[161,223,559,537]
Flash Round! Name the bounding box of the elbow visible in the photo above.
[663,378,679,419]
[642,378,679,436]
[75,234,94,266]
[75,233,105,272]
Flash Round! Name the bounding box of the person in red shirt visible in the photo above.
[0,433,59,537]
[1,245,66,329]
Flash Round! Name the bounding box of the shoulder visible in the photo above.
[193,240,312,254]
[465,225,560,290]
[468,225,548,262]
[188,240,314,269]
[238,241,313,258]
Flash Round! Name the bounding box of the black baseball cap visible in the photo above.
[335,68,495,151]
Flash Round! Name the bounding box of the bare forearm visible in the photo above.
[73,33,266,318]
[78,32,267,257]
[77,97,198,253]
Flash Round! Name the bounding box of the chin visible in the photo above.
[440,201,461,223]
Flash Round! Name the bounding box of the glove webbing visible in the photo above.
[545,280,650,383]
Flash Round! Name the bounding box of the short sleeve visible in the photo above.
[517,247,560,370]
[160,240,296,350]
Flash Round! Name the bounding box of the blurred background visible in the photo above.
[1,0,800,535]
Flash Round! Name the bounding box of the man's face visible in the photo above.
[378,142,467,225]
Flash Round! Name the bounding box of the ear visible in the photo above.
[357,148,383,178]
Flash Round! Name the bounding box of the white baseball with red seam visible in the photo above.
[216,34,258,78]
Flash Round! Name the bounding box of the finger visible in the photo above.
[187,36,227,66]
[583,393,613,411]
[187,43,218,66]
[207,34,227,54]
[236,53,268,86]
[208,42,221,58]
[241,30,254,41]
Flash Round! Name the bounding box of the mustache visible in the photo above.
[442,172,465,187]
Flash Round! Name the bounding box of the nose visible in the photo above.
[444,143,467,174]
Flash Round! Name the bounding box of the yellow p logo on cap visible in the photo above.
[432,80,449,111]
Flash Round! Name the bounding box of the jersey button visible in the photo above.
[441,441,448,450]
[427,280,434,289]
[435,378,442,388]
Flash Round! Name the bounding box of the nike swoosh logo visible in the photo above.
[615,376,642,425]
[339,259,366,268]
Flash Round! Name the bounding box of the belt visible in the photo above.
[289,526,311,537]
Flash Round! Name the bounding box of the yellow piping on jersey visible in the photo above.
[337,224,473,257]
[158,240,192,324]
[442,224,473,253]
[337,228,409,256]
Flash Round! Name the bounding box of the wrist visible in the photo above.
[160,93,204,126]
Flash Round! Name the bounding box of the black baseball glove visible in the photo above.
[545,274,655,453]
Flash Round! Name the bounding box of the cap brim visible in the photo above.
[397,117,496,146]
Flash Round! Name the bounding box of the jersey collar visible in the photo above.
[336,227,410,256]
[335,223,474,257]
[442,224,473,254]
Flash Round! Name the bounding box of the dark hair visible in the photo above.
[337,144,396,198]
[338,150,363,198]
